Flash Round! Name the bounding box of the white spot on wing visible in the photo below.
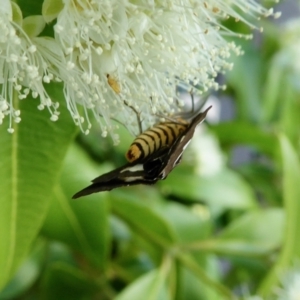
[120,164,144,173]
[124,176,144,182]
[183,140,191,151]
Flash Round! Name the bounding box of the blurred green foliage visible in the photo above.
[1,2,300,300]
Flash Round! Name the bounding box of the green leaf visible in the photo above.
[42,0,64,23]
[261,58,284,123]
[11,2,23,26]
[161,167,257,213]
[15,0,43,17]
[22,15,46,38]
[155,202,211,244]
[259,135,300,297]
[211,122,277,156]
[0,86,77,289]
[41,262,98,300]
[237,163,281,206]
[176,256,222,300]
[115,269,170,300]
[177,254,234,299]
[214,208,284,256]
[226,40,264,122]
[42,144,110,269]
[280,85,300,145]
[0,239,45,299]
[111,194,177,248]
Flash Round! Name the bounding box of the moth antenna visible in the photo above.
[154,89,199,124]
[147,96,188,125]
[155,114,188,125]
[179,90,210,121]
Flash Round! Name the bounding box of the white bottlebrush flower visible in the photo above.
[33,36,109,137]
[1,0,280,140]
[50,0,279,141]
[0,1,60,132]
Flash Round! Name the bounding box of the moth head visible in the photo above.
[126,144,142,163]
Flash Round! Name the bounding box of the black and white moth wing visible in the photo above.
[72,164,157,199]
[72,163,156,198]
[157,105,212,180]
[72,147,169,199]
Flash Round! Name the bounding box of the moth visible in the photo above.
[72,105,212,199]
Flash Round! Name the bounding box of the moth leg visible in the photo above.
[182,89,209,120]
[124,100,143,135]
[106,74,143,135]
[189,88,195,114]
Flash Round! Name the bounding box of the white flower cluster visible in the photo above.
[0,3,60,132]
[0,0,280,141]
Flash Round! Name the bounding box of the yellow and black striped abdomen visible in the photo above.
[125,121,188,163]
